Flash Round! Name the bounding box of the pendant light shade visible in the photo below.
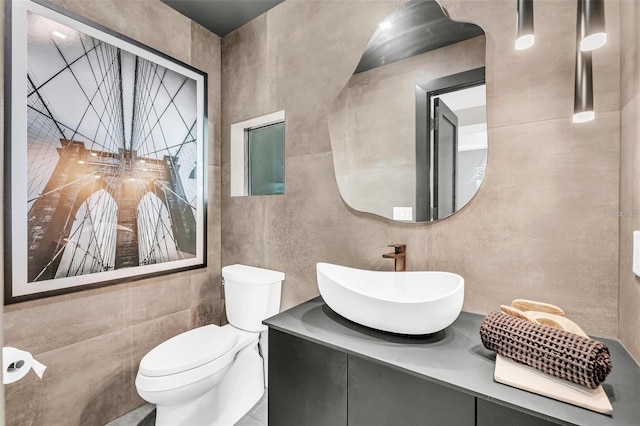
[573,49,594,123]
[515,0,534,50]
[573,0,594,123]
[579,0,606,51]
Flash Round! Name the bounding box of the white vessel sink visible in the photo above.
[316,263,464,335]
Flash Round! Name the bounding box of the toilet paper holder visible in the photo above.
[7,360,25,372]
[2,347,47,384]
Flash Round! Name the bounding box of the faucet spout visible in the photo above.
[383,244,407,272]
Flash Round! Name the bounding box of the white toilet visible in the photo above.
[135,264,284,426]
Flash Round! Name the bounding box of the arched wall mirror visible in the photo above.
[328,0,487,222]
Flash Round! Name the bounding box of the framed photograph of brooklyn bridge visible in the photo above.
[4,0,207,303]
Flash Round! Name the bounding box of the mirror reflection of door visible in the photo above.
[415,67,486,222]
[433,98,458,220]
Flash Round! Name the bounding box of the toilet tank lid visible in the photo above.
[222,264,285,285]
[139,325,238,377]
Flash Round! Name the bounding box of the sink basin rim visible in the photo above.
[316,262,463,304]
[316,262,464,335]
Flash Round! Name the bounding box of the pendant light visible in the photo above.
[579,0,606,51]
[573,0,594,123]
[573,50,594,123]
[515,0,534,50]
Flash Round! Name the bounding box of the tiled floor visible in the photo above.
[105,394,267,426]
[235,393,267,426]
[105,404,155,426]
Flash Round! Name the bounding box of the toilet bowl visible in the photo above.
[135,264,284,426]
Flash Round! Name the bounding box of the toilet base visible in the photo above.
[155,342,265,426]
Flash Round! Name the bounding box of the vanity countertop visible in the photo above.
[263,296,640,426]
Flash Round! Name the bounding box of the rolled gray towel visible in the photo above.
[480,311,612,389]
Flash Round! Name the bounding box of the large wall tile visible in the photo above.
[5,330,130,426]
[207,165,222,273]
[428,113,620,336]
[124,276,191,326]
[192,22,222,168]
[619,0,640,363]
[619,93,640,360]
[191,299,223,328]
[621,0,640,107]
[221,164,269,267]
[4,287,125,355]
[194,164,223,304]
[191,269,221,307]
[221,14,273,169]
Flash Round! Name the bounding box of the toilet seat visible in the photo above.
[140,325,239,377]
[136,325,242,393]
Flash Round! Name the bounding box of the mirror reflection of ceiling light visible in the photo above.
[573,0,597,123]
[580,33,606,51]
[52,30,66,39]
[515,0,534,50]
[515,34,534,50]
[572,111,595,123]
[379,20,392,31]
[579,0,606,51]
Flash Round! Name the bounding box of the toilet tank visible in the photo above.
[222,264,284,332]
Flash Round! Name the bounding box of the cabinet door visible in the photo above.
[477,399,561,426]
[348,355,475,426]
[268,329,348,426]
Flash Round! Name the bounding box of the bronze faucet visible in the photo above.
[383,244,406,272]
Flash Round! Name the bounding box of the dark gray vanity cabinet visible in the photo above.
[269,329,474,426]
[268,329,348,425]
[476,400,561,426]
[348,355,475,426]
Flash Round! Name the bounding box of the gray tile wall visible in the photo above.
[619,0,640,363]
[221,0,621,338]
[2,0,222,424]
